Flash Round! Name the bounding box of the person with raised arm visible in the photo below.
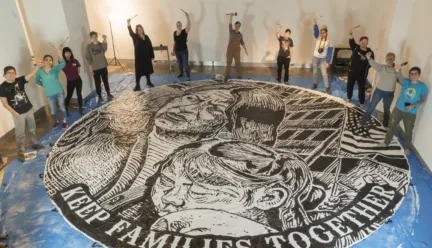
[378,66,428,156]
[62,47,84,115]
[86,31,114,101]
[346,28,374,108]
[224,12,248,82]
[361,52,398,127]
[127,18,155,90]
[275,24,294,84]
[172,9,192,81]
[311,17,332,94]
[0,61,45,162]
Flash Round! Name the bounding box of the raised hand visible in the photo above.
[279,24,284,28]
[313,17,317,24]
[395,64,401,72]
[181,9,189,17]
[57,49,62,57]
[366,52,372,60]
[127,18,131,25]
[348,28,353,34]
[35,60,43,67]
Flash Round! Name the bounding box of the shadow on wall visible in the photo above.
[215,2,227,63]
[81,26,94,93]
[241,2,256,63]
[261,12,278,64]
[150,9,171,61]
[187,1,205,63]
[296,0,314,64]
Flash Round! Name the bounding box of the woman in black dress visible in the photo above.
[127,19,155,90]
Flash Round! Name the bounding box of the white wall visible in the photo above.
[0,0,43,137]
[404,0,432,170]
[85,0,396,65]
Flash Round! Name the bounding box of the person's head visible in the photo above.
[226,88,285,146]
[176,21,182,30]
[43,55,54,68]
[154,88,234,137]
[3,66,17,82]
[385,52,395,67]
[284,29,291,39]
[409,67,421,82]
[136,25,145,36]
[89,31,98,42]
[62,47,74,61]
[234,21,241,31]
[151,139,313,230]
[359,36,369,48]
[320,25,328,39]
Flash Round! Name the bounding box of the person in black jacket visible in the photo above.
[346,28,374,108]
[127,19,155,90]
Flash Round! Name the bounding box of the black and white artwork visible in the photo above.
[44,80,410,248]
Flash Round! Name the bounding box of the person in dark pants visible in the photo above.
[127,19,155,91]
[86,31,114,103]
[172,9,192,81]
[361,52,398,127]
[62,47,84,115]
[378,66,428,156]
[275,25,294,84]
[347,28,374,108]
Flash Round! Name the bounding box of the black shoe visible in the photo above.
[147,82,155,88]
[79,106,84,115]
[133,87,141,91]
[276,78,281,82]
[326,87,332,95]
[177,74,184,78]
[107,94,114,100]
[284,81,289,85]
[31,144,44,150]
[311,84,318,90]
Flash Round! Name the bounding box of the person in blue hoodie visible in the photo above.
[379,66,428,156]
[35,49,67,128]
[312,17,333,94]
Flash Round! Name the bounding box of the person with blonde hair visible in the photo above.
[311,17,332,94]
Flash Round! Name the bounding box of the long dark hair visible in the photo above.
[135,25,145,36]
[62,47,75,61]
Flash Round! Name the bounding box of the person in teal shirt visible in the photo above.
[36,49,68,128]
[379,66,428,156]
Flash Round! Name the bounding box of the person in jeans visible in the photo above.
[224,13,248,82]
[62,47,84,115]
[379,66,428,156]
[127,19,155,90]
[0,63,44,162]
[36,50,68,128]
[346,29,374,108]
[172,9,192,81]
[312,17,332,94]
[86,31,114,102]
[361,52,398,127]
[275,24,294,84]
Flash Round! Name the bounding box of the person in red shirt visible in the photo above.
[62,47,84,115]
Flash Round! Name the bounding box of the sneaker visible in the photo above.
[18,154,25,162]
[404,149,411,156]
[133,87,141,91]
[98,98,106,104]
[147,82,155,88]
[346,99,351,103]
[31,144,44,150]
[62,122,68,129]
[186,78,191,81]
[53,121,60,128]
[79,106,84,115]
[326,87,332,95]
[107,94,115,100]
[311,84,317,90]
[177,74,184,78]
[360,104,365,108]
[284,81,289,85]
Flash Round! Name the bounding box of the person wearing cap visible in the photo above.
[0,63,45,162]
[312,17,332,94]
[275,24,294,84]
[224,13,248,82]
[347,29,374,108]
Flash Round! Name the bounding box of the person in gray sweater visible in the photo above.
[86,31,114,103]
[361,52,398,127]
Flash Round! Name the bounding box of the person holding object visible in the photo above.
[36,50,68,128]
[275,24,294,84]
[311,17,332,94]
[86,31,114,101]
[62,47,84,115]
[224,12,248,82]
[172,9,191,81]
[361,52,398,127]
[127,18,155,90]
[378,66,428,156]
[346,29,374,108]
[0,62,45,162]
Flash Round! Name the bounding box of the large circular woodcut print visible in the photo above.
[44,80,410,248]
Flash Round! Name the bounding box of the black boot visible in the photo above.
[79,106,84,115]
